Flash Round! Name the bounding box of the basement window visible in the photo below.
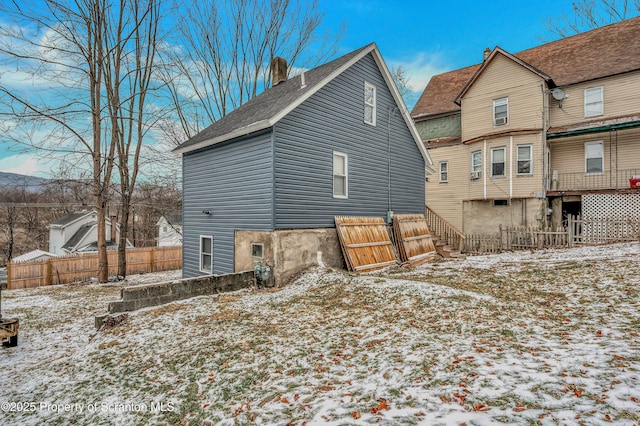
[493,199,509,206]
[251,243,264,258]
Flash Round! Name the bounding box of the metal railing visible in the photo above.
[549,168,640,191]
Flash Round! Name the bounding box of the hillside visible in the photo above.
[0,172,49,192]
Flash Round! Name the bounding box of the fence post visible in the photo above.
[568,215,574,247]
[7,262,11,290]
[150,247,156,272]
[46,259,52,286]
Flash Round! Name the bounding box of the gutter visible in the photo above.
[547,120,640,140]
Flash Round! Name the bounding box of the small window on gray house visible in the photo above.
[364,82,376,126]
[333,151,348,198]
[200,236,213,273]
[251,243,264,258]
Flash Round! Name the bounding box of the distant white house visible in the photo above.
[157,213,182,247]
[46,210,132,255]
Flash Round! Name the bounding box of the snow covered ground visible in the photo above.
[1,243,639,425]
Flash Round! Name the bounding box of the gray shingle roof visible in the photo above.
[49,210,94,227]
[174,44,374,153]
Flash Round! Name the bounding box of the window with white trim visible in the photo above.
[200,236,213,273]
[364,82,376,126]
[333,151,348,198]
[439,161,448,183]
[491,147,506,177]
[584,86,603,117]
[471,151,482,179]
[585,141,604,174]
[517,145,533,175]
[493,97,508,126]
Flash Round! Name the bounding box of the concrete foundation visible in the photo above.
[235,228,344,286]
[106,271,255,314]
[463,198,547,235]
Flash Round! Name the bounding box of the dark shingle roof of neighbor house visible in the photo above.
[164,213,182,226]
[63,224,94,251]
[174,44,373,153]
[49,210,93,227]
[412,16,640,120]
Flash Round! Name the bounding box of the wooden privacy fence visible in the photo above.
[392,214,436,266]
[334,216,397,273]
[7,246,182,289]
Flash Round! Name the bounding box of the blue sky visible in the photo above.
[0,0,578,177]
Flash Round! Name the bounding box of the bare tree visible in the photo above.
[158,0,344,146]
[101,0,161,277]
[0,0,118,281]
[544,0,640,38]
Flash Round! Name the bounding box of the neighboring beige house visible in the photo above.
[412,17,640,235]
[156,213,182,247]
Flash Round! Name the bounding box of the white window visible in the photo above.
[491,147,506,177]
[251,243,264,258]
[439,161,448,183]
[471,151,482,179]
[364,82,376,126]
[333,151,348,198]
[585,141,604,174]
[584,86,603,117]
[200,236,213,273]
[517,145,533,175]
[493,97,508,126]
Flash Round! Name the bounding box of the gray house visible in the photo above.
[174,43,432,283]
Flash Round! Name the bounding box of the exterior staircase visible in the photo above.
[425,206,466,259]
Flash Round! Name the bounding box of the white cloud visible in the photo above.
[387,50,452,93]
[0,154,47,177]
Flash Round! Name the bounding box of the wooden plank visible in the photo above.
[345,241,393,248]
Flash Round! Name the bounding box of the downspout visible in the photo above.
[509,136,514,227]
[509,136,513,198]
[387,108,392,216]
[483,140,487,199]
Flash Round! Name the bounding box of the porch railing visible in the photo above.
[425,206,464,251]
[549,168,640,191]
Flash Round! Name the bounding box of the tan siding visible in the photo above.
[550,127,640,175]
[549,71,640,128]
[426,145,467,230]
[461,54,545,142]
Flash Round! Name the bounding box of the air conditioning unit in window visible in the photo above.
[495,117,507,126]
[470,171,481,180]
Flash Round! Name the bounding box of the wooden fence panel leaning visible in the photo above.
[334,216,397,273]
[7,247,182,289]
[392,214,436,266]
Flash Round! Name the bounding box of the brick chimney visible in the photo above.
[270,57,288,86]
[483,47,491,61]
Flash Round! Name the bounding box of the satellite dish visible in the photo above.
[551,88,565,101]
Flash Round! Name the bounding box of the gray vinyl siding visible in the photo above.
[182,132,273,277]
[273,53,425,228]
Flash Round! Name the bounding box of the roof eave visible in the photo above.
[173,120,273,155]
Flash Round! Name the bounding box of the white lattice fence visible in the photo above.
[581,194,640,242]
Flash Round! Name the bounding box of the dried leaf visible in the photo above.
[574,388,583,398]
[473,403,491,412]
[351,411,361,419]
